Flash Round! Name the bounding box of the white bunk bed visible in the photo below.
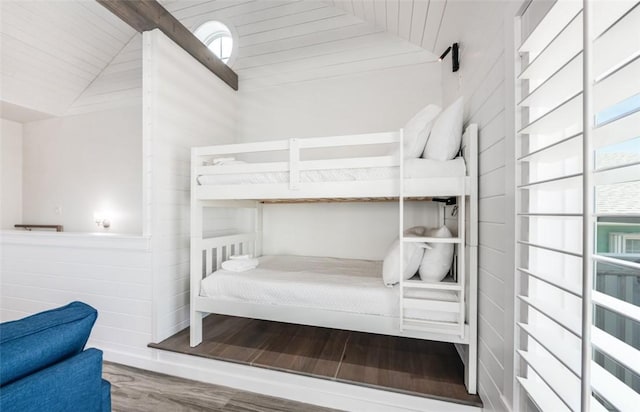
[189,124,479,394]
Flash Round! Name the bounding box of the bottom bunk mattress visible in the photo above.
[199,255,458,321]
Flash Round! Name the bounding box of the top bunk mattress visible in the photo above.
[197,157,466,186]
[199,255,457,319]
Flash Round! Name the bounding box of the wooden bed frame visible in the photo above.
[189,124,478,394]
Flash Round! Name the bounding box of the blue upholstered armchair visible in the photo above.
[0,302,111,412]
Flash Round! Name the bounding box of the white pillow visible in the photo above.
[397,104,442,159]
[382,227,429,286]
[419,226,454,282]
[422,97,464,160]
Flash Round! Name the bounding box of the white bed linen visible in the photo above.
[198,157,465,185]
[200,255,458,321]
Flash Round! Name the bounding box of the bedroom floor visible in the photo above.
[149,315,482,407]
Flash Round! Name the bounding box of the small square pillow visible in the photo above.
[419,226,455,282]
[396,104,441,159]
[382,226,430,286]
[422,97,464,160]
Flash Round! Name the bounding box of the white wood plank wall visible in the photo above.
[463,26,510,412]
[437,1,524,410]
[0,233,153,359]
[143,30,238,342]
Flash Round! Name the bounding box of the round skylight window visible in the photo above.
[194,21,235,65]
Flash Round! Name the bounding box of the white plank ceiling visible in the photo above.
[1,0,446,116]
[329,0,448,52]
[159,0,441,89]
[0,0,136,116]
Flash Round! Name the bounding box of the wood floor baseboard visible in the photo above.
[101,347,481,412]
[149,315,481,407]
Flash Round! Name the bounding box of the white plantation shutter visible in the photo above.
[515,1,640,411]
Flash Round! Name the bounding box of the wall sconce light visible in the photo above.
[439,42,460,72]
[93,212,111,230]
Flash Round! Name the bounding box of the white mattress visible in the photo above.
[198,157,465,185]
[200,255,458,321]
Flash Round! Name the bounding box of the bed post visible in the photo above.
[255,201,263,257]
[190,148,204,347]
[466,124,479,394]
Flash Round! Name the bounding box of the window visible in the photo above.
[515,1,640,411]
[609,233,640,254]
[194,21,234,65]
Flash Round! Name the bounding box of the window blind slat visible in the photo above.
[518,295,582,337]
[593,3,640,79]
[518,322,581,376]
[591,327,640,376]
[518,93,582,136]
[519,133,582,162]
[518,376,572,412]
[519,0,582,59]
[593,110,640,149]
[593,254,640,271]
[518,240,582,258]
[517,267,581,297]
[518,350,581,411]
[518,173,582,190]
[520,53,583,111]
[519,16,582,86]
[594,55,640,114]
[593,0,639,39]
[593,163,640,186]
[592,290,640,323]
[591,362,640,412]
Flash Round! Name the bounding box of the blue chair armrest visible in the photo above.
[101,379,111,412]
[0,348,107,412]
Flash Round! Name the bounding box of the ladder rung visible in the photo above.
[403,298,460,313]
[403,279,463,291]
[402,318,461,335]
[402,236,463,244]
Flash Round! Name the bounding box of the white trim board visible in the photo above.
[0,230,151,251]
[102,348,482,412]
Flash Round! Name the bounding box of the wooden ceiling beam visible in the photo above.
[97,0,238,90]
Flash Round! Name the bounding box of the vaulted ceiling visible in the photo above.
[0,0,136,118]
[0,0,451,120]
[329,0,447,52]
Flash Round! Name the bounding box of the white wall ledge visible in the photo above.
[0,230,151,251]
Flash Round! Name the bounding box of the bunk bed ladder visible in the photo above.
[399,128,405,332]
[398,131,467,340]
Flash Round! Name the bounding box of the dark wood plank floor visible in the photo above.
[149,315,482,407]
[104,362,338,412]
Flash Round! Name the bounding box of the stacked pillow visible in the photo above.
[418,226,455,283]
[382,225,454,286]
[399,96,465,161]
[396,105,441,158]
[382,226,429,286]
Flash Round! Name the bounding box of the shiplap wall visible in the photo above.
[66,34,142,116]
[0,232,153,359]
[143,29,239,342]
[0,1,135,115]
[0,118,22,229]
[438,1,523,410]
[21,106,143,234]
[238,61,444,259]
